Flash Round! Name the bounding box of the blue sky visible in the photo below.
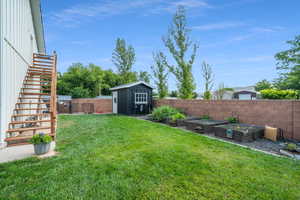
[42,0,300,92]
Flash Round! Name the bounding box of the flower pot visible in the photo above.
[33,143,50,155]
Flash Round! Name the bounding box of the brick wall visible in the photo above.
[155,99,300,141]
[70,98,112,114]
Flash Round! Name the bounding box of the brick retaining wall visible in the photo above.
[155,99,300,141]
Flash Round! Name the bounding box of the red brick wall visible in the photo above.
[71,98,112,114]
[155,99,300,141]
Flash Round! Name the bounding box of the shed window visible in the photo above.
[135,93,147,104]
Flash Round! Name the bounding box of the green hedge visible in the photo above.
[260,89,299,99]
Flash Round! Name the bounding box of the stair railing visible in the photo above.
[50,51,57,138]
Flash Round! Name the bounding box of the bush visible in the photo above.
[203,91,211,100]
[171,113,186,122]
[30,133,52,145]
[151,106,180,122]
[260,89,299,99]
[201,115,211,120]
[226,117,239,123]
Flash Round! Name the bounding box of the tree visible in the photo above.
[70,87,90,98]
[201,62,214,99]
[214,83,233,100]
[162,6,198,99]
[138,71,151,83]
[274,35,300,90]
[169,90,178,97]
[151,52,168,99]
[112,38,137,84]
[57,63,122,98]
[255,79,272,91]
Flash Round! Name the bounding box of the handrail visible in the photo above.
[50,51,57,137]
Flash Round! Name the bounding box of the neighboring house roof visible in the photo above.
[30,0,45,53]
[58,95,72,101]
[231,86,256,93]
[96,96,112,99]
[110,81,154,91]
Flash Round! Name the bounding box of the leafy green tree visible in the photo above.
[162,6,198,99]
[203,91,211,100]
[57,63,121,98]
[70,87,91,98]
[201,62,214,99]
[255,79,272,91]
[151,52,168,99]
[138,71,151,83]
[169,90,178,97]
[274,35,300,90]
[112,38,137,84]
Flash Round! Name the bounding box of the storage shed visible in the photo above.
[110,81,153,115]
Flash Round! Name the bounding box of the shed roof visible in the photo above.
[110,81,153,91]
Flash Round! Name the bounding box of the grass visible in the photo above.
[0,114,299,200]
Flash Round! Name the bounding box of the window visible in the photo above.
[135,93,148,104]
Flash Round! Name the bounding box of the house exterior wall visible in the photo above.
[0,0,42,147]
[155,99,300,141]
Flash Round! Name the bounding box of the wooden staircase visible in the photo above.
[5,53,57,146]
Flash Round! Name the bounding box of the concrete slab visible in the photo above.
[0,142,56,164]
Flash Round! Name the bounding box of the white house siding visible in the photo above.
[0,0,42,146]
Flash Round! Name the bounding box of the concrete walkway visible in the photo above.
[0,142,56,164]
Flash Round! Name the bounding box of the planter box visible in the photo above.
[183,119,228,134]
[214,123,265,142]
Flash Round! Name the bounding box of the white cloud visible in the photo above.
[192,22,244,31]
[52,0,211,26]
[251,26,285,33]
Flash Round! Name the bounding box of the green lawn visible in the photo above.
[0,115,299,200]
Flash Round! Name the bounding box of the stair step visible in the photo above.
[33,60,53,64]
[7,126,51,133]
[18,97,45,100]
[32,64,53,67]
[24,77,49,83]
[5,134,55,143]
[29,69,52,73]
[26,76,51,80]
[33,56,54,60]
[30,66,52,70]
[27,72,52,77]
[20,93,50,96]
[23,84,51,86]
[12,113,50,117]
[9,120,51,125]
[14,108,48,111]
[17,102,50,105]
[22,88,51,91]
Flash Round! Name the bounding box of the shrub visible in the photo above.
[30,133,52,145]
[203,91,211,100]
[260,89,299,99]
[151,106,180,122]
[171,113,186,122]
[286,143,297,151]
[226,117,239,123]
[201,115,211,120]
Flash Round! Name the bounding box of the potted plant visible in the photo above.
[30,133,52,155]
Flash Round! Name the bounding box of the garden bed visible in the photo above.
[183,119,228,133]
[214,123,265,142]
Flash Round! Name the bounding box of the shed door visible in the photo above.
[112,91,118,114]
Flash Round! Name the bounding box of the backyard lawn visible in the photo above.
[0,115,299,200]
